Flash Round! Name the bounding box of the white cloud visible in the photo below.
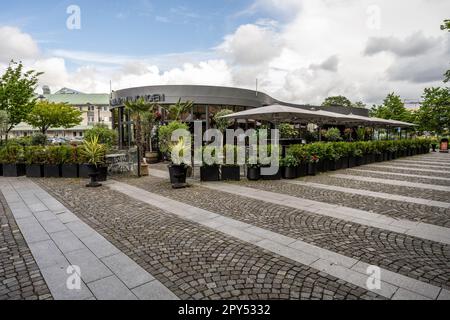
[0,26,39,62]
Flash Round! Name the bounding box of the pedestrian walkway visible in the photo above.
[0,178,178,300]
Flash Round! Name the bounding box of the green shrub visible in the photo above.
[280,154,299,167]
[158,121,189,156]
[279,123,298,139]
[324,128,342,142]
[85,124,117,148]
[0,144,23,164]
[31,133,48,146]
[24,146,46,165]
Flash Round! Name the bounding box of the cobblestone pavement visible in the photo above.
[119,174,450,291]
[305,174,450,201]
[237,179,450,227]
[35,179,380,300]
[0,193,52,300]
[356,165,450,179]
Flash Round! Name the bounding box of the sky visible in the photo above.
[0,0,449,105]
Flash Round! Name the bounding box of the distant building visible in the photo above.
[11,87,111,138]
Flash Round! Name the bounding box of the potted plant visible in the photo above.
[221,145,241,181]
[61,145,79,178]
[308,155,320,176]
[246,156,261,181]
[200,146,220,182]
[80,135,106,188]
[168,137,190,188]
[43,146,62,178]
[24,146,45,177]
[0,144,26,177]
[260,145,282,180]
[288,145,308,177]
[281,155,299,179]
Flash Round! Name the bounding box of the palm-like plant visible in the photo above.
[125,98,154,161]
[165,98,194,121]
[80,135,106,167]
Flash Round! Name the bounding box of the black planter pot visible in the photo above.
[86,165,102,188]
[317,160,325,173]
[375,154,383,162]
[262,166,282,180]
[98,166,108,182]
[0,164,3,176]
[432,145,437,152]
[341,157,349,169]
[283,166,297,180]
[328,160,339,171]
[61,164,79,178]
[44,165,61,178]
[168,164,188,188]
[79,164,92,178]
[308,163,317,176]
[320,160,330,173]
[26,165,43,178]
[3,164,26,177]
[247,167,261,181]
[348,157,356,168]
[200,165,220,182]
[221,165,240,181]
[391,152,397,160]
[366,154,375,164]
[297,164,308,177]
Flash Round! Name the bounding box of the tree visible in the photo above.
[352,101,367,109]
[441,19,450,82]
[213,109,234,133]
[0,110,10,143]
[322,96,352,108]
[124,98,153,161]
[370,93,412,122]
[0,61,42,139]
[27,101,83,134]
[415,87,450,134]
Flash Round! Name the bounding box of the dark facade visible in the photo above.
[111,85,369,148]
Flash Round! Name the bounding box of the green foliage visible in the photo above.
[0,61,42,135]
[322,96,352,108]
[0,110,10,138]
[165,99,194,121]
[370,92,412,122]
[415,87,450,134]
[356,127,366,141]
[85,124,117,148]
[27,101,82,134]
[169,137,190,166]
[324,128,342,142]
[44,146,66,165]
[280,154,299,168]
[80,135,106,167]
[158,121,189,156]
[214,109,234,132]
[352,101,367,109]
[0,143,23,164]
[31,133,47,146]
[279,123,298,139]
[223,144,242,166]
[58,145,79,164]
[24,146,45,165]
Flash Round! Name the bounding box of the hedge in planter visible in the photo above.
[60,145,79,178]
[24,146,45,178]
[221,145,241,181]
[0,144,26,177]
[43,146,62,178]
[281,155,299,179]
[200,146,220,182]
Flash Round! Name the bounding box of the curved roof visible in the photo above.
[110,85,370,117]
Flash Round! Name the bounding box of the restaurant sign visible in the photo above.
[110,94,166,106]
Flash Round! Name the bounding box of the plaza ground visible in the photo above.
[1,153,450,300]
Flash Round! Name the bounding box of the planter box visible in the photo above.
[61,164,79,178]
[340,157,349,169]
[308,163,317,176]
[282,166,297,180]
[221,165,240,181]
[200,166,220,182]
[44,165,61,178]
[348,157,356,168]
[261,167,282,180]
[355,157,364,167]
[0,164,2,176]
[297,164,308,177]
[328,160,339,171]
[26,165,43,178]
[247,167,261,181]
[375,154,383,162]
[366,154,375,164]
[3,164,26,177]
